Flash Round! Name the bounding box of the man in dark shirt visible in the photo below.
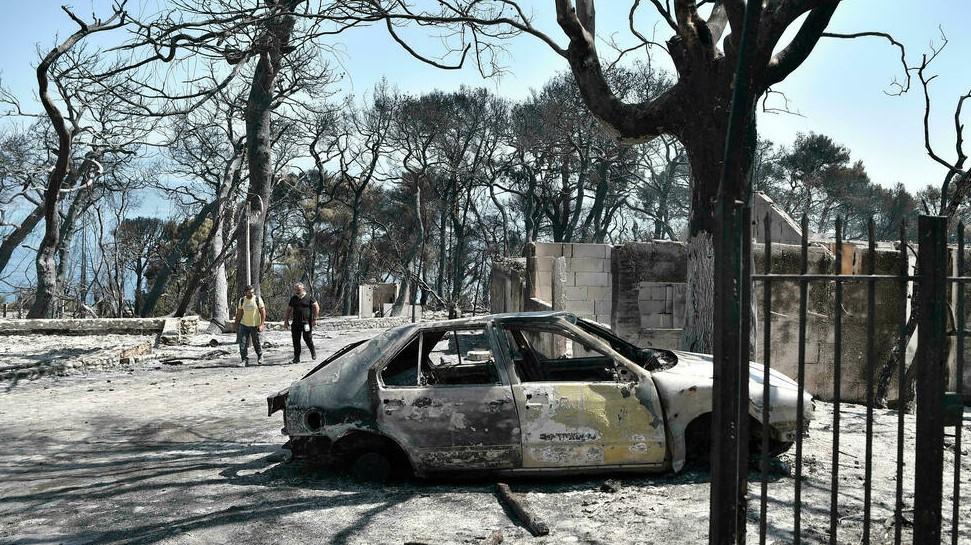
[283,282,319,363]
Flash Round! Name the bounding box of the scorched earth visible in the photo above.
[0,325,968,545]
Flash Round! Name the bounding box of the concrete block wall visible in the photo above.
[752,242,906,403]
[609,239,908,403]
[358,283,398,318]
[490,258,527,314]
[611,240,687,347]
[752,192,803,245]
[637,282,686,329]
[490,236,922,404]
[529,242,612,325]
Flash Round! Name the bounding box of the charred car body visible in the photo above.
[267,311,812,478]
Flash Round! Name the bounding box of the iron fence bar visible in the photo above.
[915,215,947,544]
[829,217,844,545]
[863,219,877,545]
[759,212,772,545]
[894,221,908,545]
[953,222,965,545]
[709,0,763,538]
[737,201,753,545]
[794,215,809,545]
[711,197,746,545]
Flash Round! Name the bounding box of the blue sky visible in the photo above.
[1,0,969,198]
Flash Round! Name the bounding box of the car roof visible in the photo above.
[387,310,577,336]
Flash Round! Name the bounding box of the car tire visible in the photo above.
[351,451,392,483]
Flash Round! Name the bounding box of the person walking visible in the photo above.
[283,282,319,363]
[234,285,266,366]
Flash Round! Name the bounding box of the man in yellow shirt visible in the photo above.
[234,285,266,366]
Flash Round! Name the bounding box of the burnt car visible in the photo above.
[267,311,812,479]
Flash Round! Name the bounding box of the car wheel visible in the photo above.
[351,451,392,483]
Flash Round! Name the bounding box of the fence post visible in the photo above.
[914,215,947,544]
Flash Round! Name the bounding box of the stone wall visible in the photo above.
[609,239,908,402]
[491,238,916,403]
[752,191,803,244]
[753,242,907,403]
[265,316,410,331]
[528,242,612,324]
[0,317,167,336]
[611,240,687,349]
[358,283,398,318]
[490,258,527,314]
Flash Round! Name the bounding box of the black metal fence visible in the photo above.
[732,214,967,544]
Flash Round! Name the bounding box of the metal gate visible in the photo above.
[711,214,967,544]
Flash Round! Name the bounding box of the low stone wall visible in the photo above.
[264,316,410,331]
[0,317,167,336]
[0,336,155,382]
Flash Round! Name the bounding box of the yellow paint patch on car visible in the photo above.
[520,382,666,468]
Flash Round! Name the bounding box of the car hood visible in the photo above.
[657,350,800,391]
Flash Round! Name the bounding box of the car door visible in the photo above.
[499,319,667,469]
[374,323,522,473]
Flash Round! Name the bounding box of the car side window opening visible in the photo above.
[380,328,500,387]
[381,333,422,386]
[502,325,633,383]
[422,328,500,386]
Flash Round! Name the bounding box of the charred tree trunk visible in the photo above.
[26,7,123,318]
[236,5,296,301]
[341,191,363,316]
[449,196,472,318]
[209,154,242,331]
[0,202,43,276]
[679,122,725,353]
[209,217,230,328]
[436,182,451,299]
[29,151,70,319]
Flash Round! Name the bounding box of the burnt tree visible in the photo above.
[27,4,127,318]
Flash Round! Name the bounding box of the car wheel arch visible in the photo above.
[332,430,416,475]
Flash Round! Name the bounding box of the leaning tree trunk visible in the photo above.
[236,7,295,301]
[55,187,91,301]
[209,155,241,332]
[25,11,103,318]
[0,202,44,276]
[141,201,216,316]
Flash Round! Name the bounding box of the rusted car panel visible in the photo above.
[376,384,521,470]
[267,310,813,477]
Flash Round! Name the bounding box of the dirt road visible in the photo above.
[1,328,968,544]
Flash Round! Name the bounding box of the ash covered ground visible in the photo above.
[0,327,968,545]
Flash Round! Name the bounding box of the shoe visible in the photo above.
[256,356,263,366]
[291,356,300,364]
[310,351,317,361]
[240,358,248,367]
